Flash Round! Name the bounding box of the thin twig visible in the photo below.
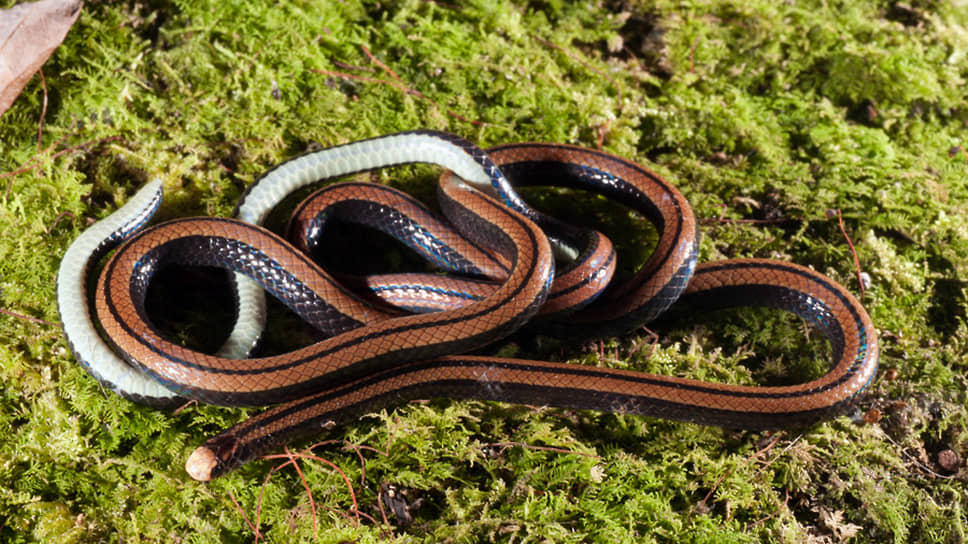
[261,450,361,527]
[828,209,866,298]
[376,481,392,530]
[332,59,375,72]
[283,446,319,538]
[596,120,611,151]
[747,489,789,529]
[627,325,660,360]
[752,434,803,480]
[689,36,701,73]
[3,134,121,199]
[4,118,77,183]
[227,490,263,542]
[334,441,373,489]
[170,399,198,417]
[698,433,783,509]
[0,308,57,327]
[879,428,954,480]
[45,211,74,234]
[361,45,405,85]
[254,467,277,542]
[347,509,382,526]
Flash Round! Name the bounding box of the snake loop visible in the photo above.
[56,131,878,481]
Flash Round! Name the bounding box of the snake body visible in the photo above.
[56,131,879,481]
[56,179,177,404]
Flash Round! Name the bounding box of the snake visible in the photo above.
[56,131,879,481]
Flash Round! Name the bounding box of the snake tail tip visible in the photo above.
[186,447,217,481]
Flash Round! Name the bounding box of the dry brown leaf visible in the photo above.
[0,0,83,116]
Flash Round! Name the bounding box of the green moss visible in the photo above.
[0,0,966,541]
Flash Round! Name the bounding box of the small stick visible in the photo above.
[0,308,57,327]
[827,209,866,298]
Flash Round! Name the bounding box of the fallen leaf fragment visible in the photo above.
[0,0,83,116]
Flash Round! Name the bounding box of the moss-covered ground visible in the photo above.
[1,0,967,541]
